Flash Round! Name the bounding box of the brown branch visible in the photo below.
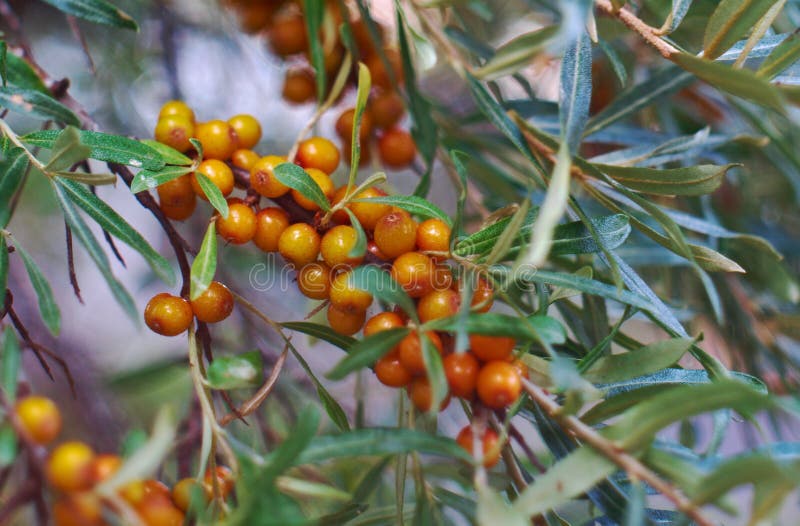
[66,16,96,75]
[219,346,289,426]
[594,0,679,59]
[64,222,83,303]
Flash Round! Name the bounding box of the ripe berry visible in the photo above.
[191,159,234,199]
[363,311,405,337]
[253,207,290,252]
[510,358,529,380]
[408,376,450,412]
[443,352,480,398]
[204,466,235,498]
[231,148,261,171]
[369,91,405,129]
[391,252,436,298]
[268,12,308,56]
[282,69,316,104]
[191,281,234,323]
[417,289,461,323]
[46,441,95,492]
[194,120,238,161]
[432,264,454,290]
[144,293,193,336]
[374,210,417,259]
[172,478,208,512]
[351,18,383,56]
[52,493,104,526]
[293,168,334,210]
[476,361,522,409]
[160,199,196,221]
[330,270,373,312]
[335,108,373,143]
[327,305,366,335]
[251,155,290,198]
[217,200,257,245]
[143,479,172,498]
[470,335,515,362]
[297,262,332,300]
[375,350,413,387]
[365,48,404,90]
[378,128,417,169]
[154,116,194,153]
[398,331,443,376]
[296,137,340,174]
[158,100,195,122]
[278,223,321,267]
[227,114,261,150]
[331,187,390,229]
[235,2,277,33]
[15,396,62,445]
[136,493,185,526]
[321,225,364,267]
[456,425,501,467]
[157,174,195,208]
[90,454,121,483]
[367,240,388,260]
[416,219,451,256]
[471,277,494,312]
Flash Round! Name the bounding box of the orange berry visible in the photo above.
[144,293,193,336]
[154,116,194,152]
[374,210,417,259]
[191,281,234,323]
[227,114,261,150]
[231,148,261,171]
[251,155,290,198]
[159,199,196,221]
[204,466,235,498]
[171,478,208,512]
[292,168,334,210]
[329,270,373,313]
[374,350,413,387]
[191,159,234,199]
[158,100,195,122]
[367,240,388,260]
[363,311,405,337]
[456,425,502,467]
[469,335,515,362]
[53,492,104,526]
[416,219,451,256]
[296,137,340,174]
[391,252,436,298]
[432,264,454,290]
[278,223,321,267]
[408,376,450,412]
[443,352,480,398]
[194,120,238,161]
[282,69,316,104]
[378,128,416,169]
[417,289,460,323]
[471,277,494,312]
[331,186,390,229]
[365,48,404,90]
[235,2,278,33]
[90,454,122,483]
[119,479,147,506]
[268,12,308,56]
[217,200,257,245]
[143,480,172,499]
[510,358,529,380]
[137,493,185,526]
[15,396,62,445]
[351,18,383,56]
[476,361,522,409]
[157,174,195,207]
[327,305,366,335]
[253,207,290,252]
[398,331,443,376]
[369,91,405,129]
[297,262,332,300]
[46,441,95,492]
[321,225,364,267]
[335,108,373,143]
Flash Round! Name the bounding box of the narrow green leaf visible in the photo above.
[194,171,229,218]
[54,170,117,185]
[4,53,48,94]
[191,222,217,300]
[661,0,695,34]
[40,0,138,30]
[0,425,17,467]
[274,163,330,211]
[303,0,326,104]
[281,321,357,351]
[0,43,6,86]
[703,0,780,59]
[583,338,694,384]
[0,86,80,125]
[130,165,193,193]
[0,148,29,227]
[287,346,350,432]
[23,130,165,171]
[347,63,371,186]
[487,201,530,265]
[352,195,452,226]
[14,242,60,336]
[595,163,736,196]
[560,30,592,153]
[344,209,367,260]
[477,486,528,526]
[347,265,418,322]
[421,332,448,412]
[139,139,192,166]
[1,326,21,403]
[474,26,560,80]
[424,313,566,346]
[757,31,800,79]
[0,237,6,309]
[44,126,91,172]
[327,328,410,380]
[206,351,263,390]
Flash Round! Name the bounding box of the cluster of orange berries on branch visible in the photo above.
[144,281,234,336]
[13,395,232,525]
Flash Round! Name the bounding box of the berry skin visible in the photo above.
[375,350,413,387]
[510,358,529,380]
[378,128,417,169]
[416,219,451,256]
[297,262,332,300]
[52,493,104,526]
[253,207,290,252]
[90,454,122,483]
[144,480,172,498]
[228,114,262,150]
[144,293,193,336]
[363,311,405,337]
[469,335,515,362]
[398,331,443,376]
[471,277,494,312]
[268,12,308,56]
[327,305,366,335]
[191,159,234,199]
[231,148,261,171]
[160,199,197,221]
[329,270,373,313]
[278,223,321,267]
[331,187,391,229]
[476,361,522,409]
[46,441,95,492]
[282,69,316,104]
[367,240,388,260]
[321,225,364,267]
[443,352,480,398]
[456,425,501,468]
[432,264,454,290]
[235,2,278,33]
[365,48,404,90]
[204,466,235,498]
[369,91,405,129]
[157,174,195,208]
[217,200,257,245]
[335,108,373,143]
[408,376,450,412]
[158,100,195,122]
[293,168,334,210]
[191,281,234,323]
[172,478,208,512]
[136,493,185,526]
[391,252,436,298]
[251,155,290,198]
[154,116,194,153]
[296,137,340,174]
[418,289,461,323]
[14,396,62,445]
[194,120,238,161]
[374,210,418,259]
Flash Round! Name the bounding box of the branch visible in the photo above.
[594,0,679,59]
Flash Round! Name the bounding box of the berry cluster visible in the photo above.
[14,395,232,525]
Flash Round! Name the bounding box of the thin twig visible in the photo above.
[219,345,289,426]
[594,0,679,59]
[64,222,83,303]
